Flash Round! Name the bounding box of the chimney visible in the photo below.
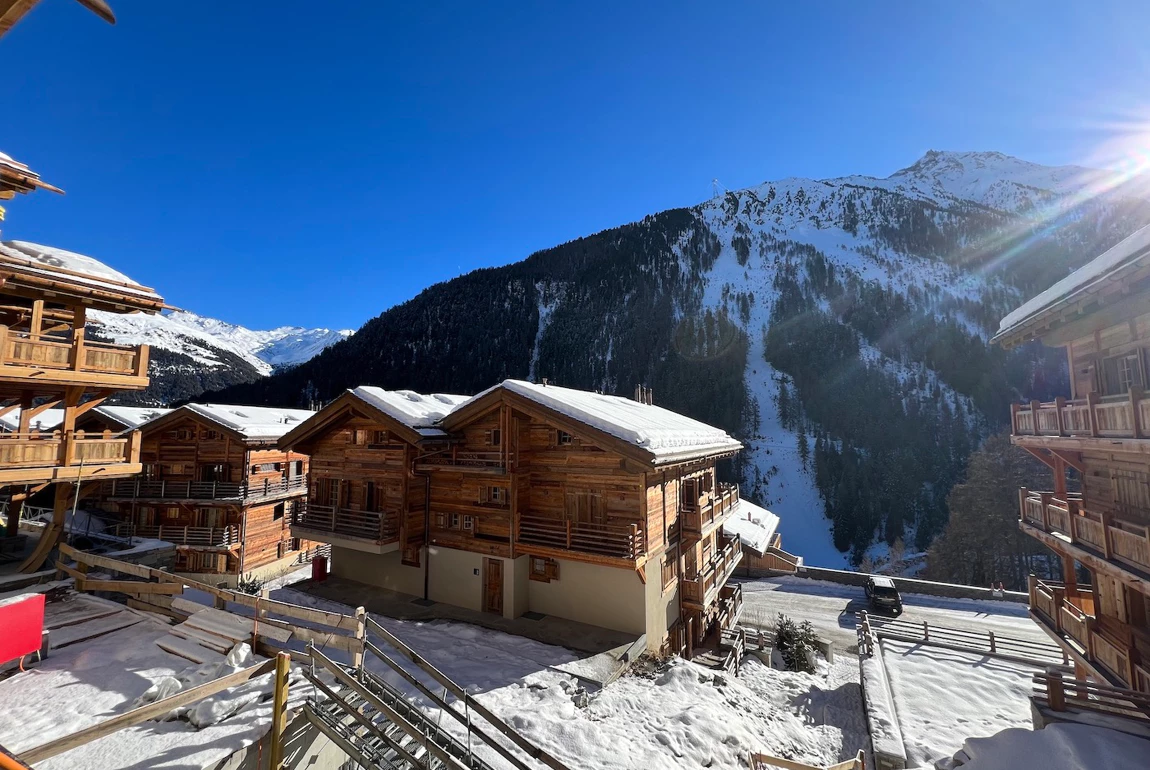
[542,378,548,387]
[634,384,642,402]
[646,388,654,406]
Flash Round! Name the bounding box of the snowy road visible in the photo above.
[736,576,1046,652]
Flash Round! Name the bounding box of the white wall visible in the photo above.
[331,546,424,597]
[526,557,646,635]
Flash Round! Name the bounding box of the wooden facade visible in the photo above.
[998,234,1150,694]
[91,406,314,580]
[280,383,746,655]
[0,239,163,571]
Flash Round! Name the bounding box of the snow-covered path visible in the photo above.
[737,576,1044,652]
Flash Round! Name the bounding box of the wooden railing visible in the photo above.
[681,482,739,535]
[681,534,742,606]
[1019,489,1150,575]
[0,429,139,469]
[1012,389,1150,440]
[517,515,645,560]
[132,524,241,548]
[1092,628,1135,687]
[717,582,743,632]
[291,503,400,543]
[0,327,147,379]
[417,447,509,471]
[1060,598,1091,650]
[863,610,1067,665]
[1034,669,1150,720]
[105,475,307,502]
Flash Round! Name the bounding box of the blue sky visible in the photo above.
[3,1,1147,330]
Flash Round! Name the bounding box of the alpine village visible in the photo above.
[0,3,1147,770]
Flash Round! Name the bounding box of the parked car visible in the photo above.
[865,576,903,615]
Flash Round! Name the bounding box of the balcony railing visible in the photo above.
[682,534,743,607]
[516,515,645,561]
[291,503,400,543]
[132,524,241,548]
[0,429,139,469]
[681,482,739,536]
[1019,489,1150,576]
[0,327,148,380]
[416,447,510,472]
[1012,390,1150,440]
[104,475,307,502]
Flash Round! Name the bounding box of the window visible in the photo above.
[273,502,285,521]
[485,429,501,447]
[402,545,421,567]
[1102,352,1144,396]
[174,428,194,441]
[202,430,223,440]
[434,512,449,529]
[365,481,383,512]
[450,513,461,529]
[369,430,388,446]
[164,507,180,521]
[198,463,228,482]
[1112,469,1150,514]
[480,486,508,506]
[556,430,573,446]
[530,557,559,583]
[142,463,159,480]
[166,463,187,476]
[681,478,698,509]
[564,489,604,525]
[661,554,678,589]
[291,460,304,477]
[251,462,279,474]
[462,515,474,532]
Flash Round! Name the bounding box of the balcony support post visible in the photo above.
[1061,553,1078,598]
[1031,400,1041,436]
[1054,396,1066,436]
[1052,456,1067,500]
[1010,403,1020,436]
[1130,386,1143,439]
[1087,391,1100,437]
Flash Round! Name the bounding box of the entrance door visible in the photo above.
[483,558,503,615]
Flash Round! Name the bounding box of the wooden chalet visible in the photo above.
[279,380,748,655]
[90,403,315,582]
[0,239,163,571]
[0,0,114,39]
[995,223,1150,694]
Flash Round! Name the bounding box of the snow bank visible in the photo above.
[859,646,906,768]
[944,722,1149,770]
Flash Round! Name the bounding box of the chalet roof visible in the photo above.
[0,407,63,433]
[993,223,1150,347]
[0,240,164,313]
[450,379,742,465]
[350,386,470,438]
[183,404,315,442]
[90,405,171,431]
[722,499,780,557]
[0,151,63,196]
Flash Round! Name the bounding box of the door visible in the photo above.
[483,558,503,615]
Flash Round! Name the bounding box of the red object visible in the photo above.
[312,554,328,582]
[0,593,45,666]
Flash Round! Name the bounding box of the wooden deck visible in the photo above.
[104,475,308,503]
[516,514,645,562]
[682,533,743,608]
[1019,489,1150,583]
[1012,391,1150,442]
[291,503,400,548]
[681,482,739,537]
[0,429,141,483]
[0,326,149,389]
[132,523,242,549]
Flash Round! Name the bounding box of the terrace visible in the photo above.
[290,502,400,553]
[1018,488,1150,585]
[0,429,141,483]
[0,326,149,388]
[103,475,308,504]
[681,481,739,538]
[1011,390,1150,442]
[681,532,743,609]
[516,515,646,564]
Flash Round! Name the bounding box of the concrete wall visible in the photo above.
[799,566,1028,604]
[331,546,424,597]
[644,551,680,652]
[427,545,485,612]
[527,557,646,635]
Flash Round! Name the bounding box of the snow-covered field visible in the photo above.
[880,639,1041,768]
[946,722,1149,770]
[276,586,871,769]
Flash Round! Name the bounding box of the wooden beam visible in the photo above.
[1048,449,1085,475]
[1019,445,1057,470]
[269,652,291,770]
[18,659,276,765]
[79,580,185,595]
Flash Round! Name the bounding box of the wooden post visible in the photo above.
[1087,391,1100,437]
[269,651,291,770]
[29,299,43,341]
[565,519,572,549]
[1031,400,1042,436]
[988,631,996,653]
[1053,456,1067,500]
[1055,396,1066,436]
[0,324,8,367]
[1101,510,1113,560]
[1010,402,1020,435]
[352,606,366,670]
[922,621,929,641]
[1061,553,1078,598]
[71,306,86,372]
[1130,386,1143,439]
[1047,670,1066,711]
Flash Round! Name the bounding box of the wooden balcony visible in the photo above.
[132,524,241,549]
[0,429,141,483]
[681,482,739,538]
[682,533,743,609]
[516,514,645,565]
[1018,489,1150,586]
[1011,390,1150,443]
[0,327,149,389]
[104,475,307,504]
[1029,576,1140,689]
[415,447,509,475]
[290,503,400,554]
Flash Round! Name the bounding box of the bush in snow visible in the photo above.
[775,612,818,673]
[236,573,265,595]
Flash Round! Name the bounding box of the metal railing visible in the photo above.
[291,503,400,543]
[516,514,645,560]
[105,475,307,502]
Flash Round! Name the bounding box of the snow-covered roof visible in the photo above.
[0,407,64,433]
[350,386,470,437]
[723,499,780,556]
[995,223,1150,344]
[0,240,162,307]
[91,405,171,431]
[182,404,316,442]
[463,380,742,463]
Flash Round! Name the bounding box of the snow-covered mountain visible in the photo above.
[203,150,1150,567]
[88,310,352,405]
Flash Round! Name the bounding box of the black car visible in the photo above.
[865,576,903,615]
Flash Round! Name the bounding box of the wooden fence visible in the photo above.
[749,749,865,770]
[860,612,1067,666]
[1033,669,1150,723]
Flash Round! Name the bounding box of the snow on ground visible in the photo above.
[737,576,1040,653]
[275,586,870,770]
[880,638,1041,768]
[943,722,1149,770]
